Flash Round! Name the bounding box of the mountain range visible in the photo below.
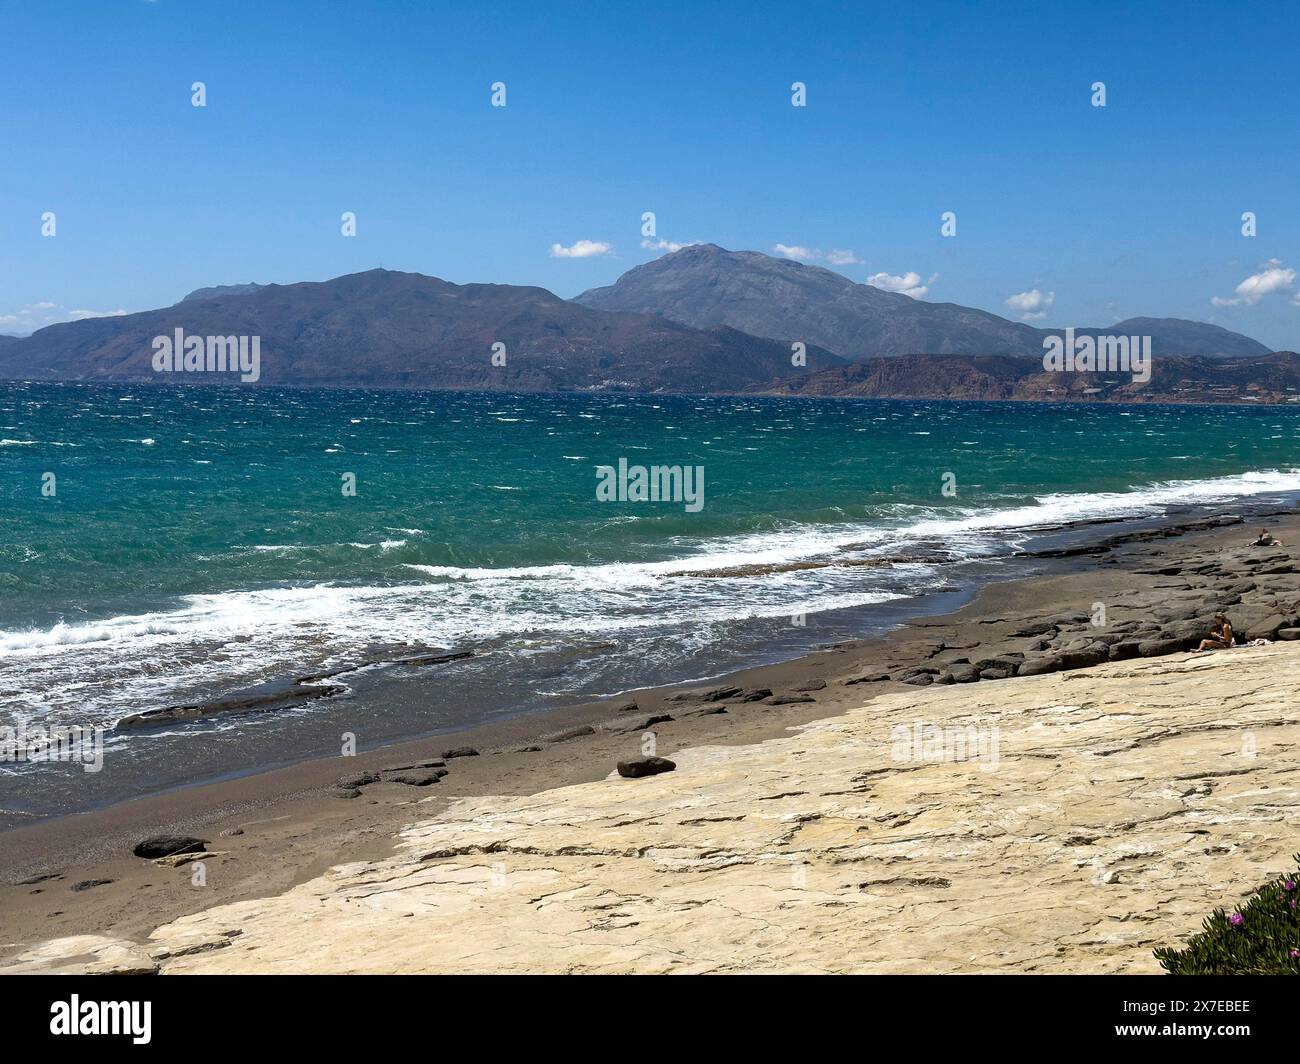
[0,268,841,393]
[0,246,1284,402]
[576,245,1270,360]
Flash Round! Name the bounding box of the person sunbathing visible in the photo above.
[1197,615,1234,652]
[1252,528,1284,547]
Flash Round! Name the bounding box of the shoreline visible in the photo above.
[3,507,1300,962]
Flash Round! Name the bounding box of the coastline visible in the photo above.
[5,508,1300,967]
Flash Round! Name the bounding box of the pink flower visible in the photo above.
[1291,950,1300,959]
[1229,912,1244,926]
[1286,880,1297,891]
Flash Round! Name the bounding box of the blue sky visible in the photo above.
[2,0,1297,348]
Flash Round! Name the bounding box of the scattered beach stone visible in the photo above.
[616,756,676,779]
[132,835,208,860]
[668,685,742,703]
[946,664,981,684]
[739,688,772,702]
[71,879,113,892]
[219,828,245,838]
[337,771,380,788]
[541,725,596,743]
[609,699,639,712]
[843,672,890,685]
[332,788,363,799]
[441,747,479,759]
[901,673,935,686]
[1108,641,1141,661]
[17,872,62,885]
[1059,643,1110,669]
[515,745,543,753]
[1244,614,1288,641]
[1018,655,1063,676]
[793,679,827,692]
[382,768,446,787]
[1011,621,1058,638]
[979,667,1012,680]
[763,693,816,705]
[1138,637,1184,657]
[1052,612,1091,624]
[1277,628,1300,641]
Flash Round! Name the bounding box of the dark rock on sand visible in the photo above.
[843,672,890,685]
[1277,628,1300,640]
[668,685,742,703]
[541,725,597,743]
[764,693,816,704]
[946,664,981,683]
[1011,621,1059,638]
[617,756,677,779]
[1244,614,1288,641]
[979,666,1013,680]
[793,679,827,692]
[382,768,446,787]
[337,771,381,788]
[1139,637,1184,657]
[219,828,245,838]
[133,835,208,860]
[975,654,1022,669]
[333,787,363,799]
[902,673,935,686]
[1017,655,1063,676]
[1060,643,1110,668]
[610,714,676,732]
[1108,641,1141,661]
[441,747,480,759]
[739,688,772,702]
[71,879,114,892]
[609,699,640,712]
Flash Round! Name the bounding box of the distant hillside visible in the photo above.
[0,269,842,393]
[760,351,1300,404]
[576,245,1271,360]
[180,283,266,303]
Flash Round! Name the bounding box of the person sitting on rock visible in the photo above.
[1196,615,1234,652]
[1252,528,1283,547]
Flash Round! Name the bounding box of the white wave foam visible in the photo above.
[3,466,1296,725]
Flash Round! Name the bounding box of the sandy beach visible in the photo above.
[5,510,1300,973]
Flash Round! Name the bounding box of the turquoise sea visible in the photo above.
[2,382,1300,820]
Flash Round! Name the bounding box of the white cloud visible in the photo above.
[1004,289,1055,320]
[774,243,815,261]
[550,239,613,259]
[1212,259,1296,307]
[0,302,128,336]
[641,238,699,253]
[774,244,861,267]
[69,308,128,321]
[868,271,932,300]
